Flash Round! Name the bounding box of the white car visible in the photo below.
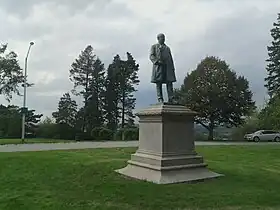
[244,130,280,142]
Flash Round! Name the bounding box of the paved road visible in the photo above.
[0,141,279,153]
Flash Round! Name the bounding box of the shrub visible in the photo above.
[114,128,125,141]
[123,128,139,141]
[75,132,92,141]
[56,123,76,140]
[194,132,208,141]
[91,127,113,141]
[99,128,113,141]
[36,122,58,139]
[91,127,102,140]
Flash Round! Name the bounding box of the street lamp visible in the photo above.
[21,41,34,143]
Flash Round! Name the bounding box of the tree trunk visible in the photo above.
[121,91,125,129]
[82,71,89,133]
[208,128,214,141]
[208,121,215,141]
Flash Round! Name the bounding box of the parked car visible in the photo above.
[244,130,280,142]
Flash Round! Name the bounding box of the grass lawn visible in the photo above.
[0,138,75,145]
[0,146,280,210]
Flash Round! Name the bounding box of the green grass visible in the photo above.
[0,138,75,145]
[0,146,280,210]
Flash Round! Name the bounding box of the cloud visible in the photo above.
[0,0,280,117]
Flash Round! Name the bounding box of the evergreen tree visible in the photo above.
[52,93,77,127]
[118,53,139,128]
[69,45,106,132]
[175,56,255,140]
[0,44,26,101]
[86,58,106,130]
[104,53,139,129]
[104,56,120,130]
[265,13,280,98]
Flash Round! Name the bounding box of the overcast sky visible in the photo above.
[1,0,279,118]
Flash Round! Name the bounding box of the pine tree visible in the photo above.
[69,45,106,132]
[52,93,78,127]
[104,53,139,129]
[104,56,120,130]
[265,13,280,98]
[86,58,106,130]
[120,52,139,127]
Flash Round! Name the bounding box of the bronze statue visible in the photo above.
[150,33,176,103]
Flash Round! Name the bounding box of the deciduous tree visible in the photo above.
[0,44,25,101]
[175,56,255,140]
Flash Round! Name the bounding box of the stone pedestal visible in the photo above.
[116,103,223,184]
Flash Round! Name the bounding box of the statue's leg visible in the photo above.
[156,83,164,103]
[167,82,174,103]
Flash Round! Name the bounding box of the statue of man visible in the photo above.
[150,33,176,103]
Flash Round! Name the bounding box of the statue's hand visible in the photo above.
[155,60,162,65]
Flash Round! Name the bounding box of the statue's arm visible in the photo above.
[149,45,158,64]
[169,47,175,70]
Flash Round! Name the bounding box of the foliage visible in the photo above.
[175,56,255,140]
[113,128,125,141]
[231,111,262,140]
[0,44,25,101]
[74,132,92,141]
[91,127,113,141]
[118,53,140,128]
[99,127,113,141]
[86,58,106,129]
[104,53,139,129]
[265,13,280,98]
[258,96,280,130]
[52,93,78,127]
[36,117,58,139]
[114,127,139,141]
[123,127,139,141]
[69,45,106,132]
[104,57,121,131]
[91,127,102,140]
[55,123,77,140]
[0,104,42,138]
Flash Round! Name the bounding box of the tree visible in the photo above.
[0,44,25,101]
[105,53,139,129]
[24,109,43,134]
[69,45,106,132]
[86,58,106,130]
[0,105,42,138]
[119,52,140,127]
[36,117,58,139]
[258,96,280,130]
[175,56,255,140]
[52,93,78,127]
[104,57,120,130]
[231,111,261,140]
[265,13,280,98]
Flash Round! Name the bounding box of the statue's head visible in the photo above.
[157,33,165,44]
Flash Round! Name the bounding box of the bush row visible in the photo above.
[75,127,139,141]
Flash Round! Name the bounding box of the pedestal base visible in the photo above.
[116,152,223,184]
[115,103,223,184]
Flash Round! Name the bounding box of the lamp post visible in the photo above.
[21,41,34,143]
